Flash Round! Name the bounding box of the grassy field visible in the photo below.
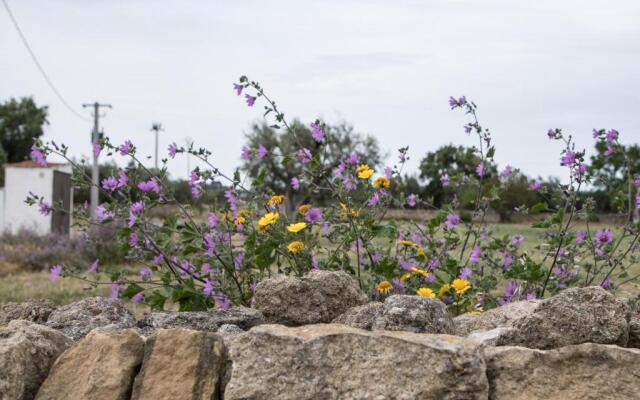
[1,221,638,309]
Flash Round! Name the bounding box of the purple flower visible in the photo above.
[168,142,178,159]
[138,178,161,193]
[469,246,481,264]
[49,264,62,281]
[475,162,485,177]
[445,213,460,229]
[311,255,319,271]
[31,145,47,167]
[310,122,325,143]
[130,201,144,214]
[241,146,251,161]
[140,267,153,280]
[531,180,542,191]
[202,263,212,275]
[87,259,99,273]
[448,96,467,109]
[547,129,557,139]
[291,177,300,191]
[464,124,473,135]
[110,283,120,299]
[441,172,449,187]
[526,292,536,301]
[257,144,268,160]
[502,253,513,270]
[95,205,114,222]
[117,170,128,188]
[203,280,214,297]
[367,192,380,207]
[593,128,601,138]
[224,190,238,217]
[407,194,417,208]
[129,232,138,247]
[101,176,119,192]
[204,233,216,256]
[233,83,243,96]
[606,129,619,143]
[132,292,145,304]
[346,152,359,165]
[119,140,133,156]
[600,278,611,289]
[510,234,525,246]
[214,292,231,310]
[38,201,52,216]
[297,148,312,164]
[234,252,244,271]
[499,280,519,305]
[189,170,202,199]
[245,94,256,107]
[595,248,605,257]
[459,267,472,279]
[574,163,588,175]
[305,207,323,223]
[208,212,218,229]
[576,230,587,244]
[92,141,102,159]
[634,177,640,188]
[560,150,576,166]
[594,228,613,245]
[500,165,512,178]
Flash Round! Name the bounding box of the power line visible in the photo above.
[2,0,90,121]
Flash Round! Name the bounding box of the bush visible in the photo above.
[27,79,640,315]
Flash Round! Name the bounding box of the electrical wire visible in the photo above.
[2,0,90,121]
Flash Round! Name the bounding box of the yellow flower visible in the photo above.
[287,222,307,233]
[298,204,311,214]
[400,273,411,283]
[287,241,304,253]
[268,195,285,206]
[399,240,418,248]
[466,310,482,315]
[234,216,246,225]
[356,164,374,179]
[257,212,279,231]
[451,278,471,295]
[339,202,358,218]
[410,267,429,278]
[373,176,390,189]
[416,247,426,258]
[376,280,393,294]
[439,283,451,297]
[416,287,436,298]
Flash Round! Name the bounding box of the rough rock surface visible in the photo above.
[372,295,455,334]
[0,320,71,400]
[35,329,144,400]
[0,300,56,325]
[223,324,488,400]
[217,324,244,336]
[454,300,539,336]
[495,286,630,349]
[137,307,263,335]
[332,302,383,330]
[628,313,640,348]
[253,271,368,325]
[486,343,640,400]
[45,297,136,340]
[131,329,225,400]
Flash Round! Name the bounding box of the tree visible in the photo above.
[0,143,6,186]
[588,141,640,216]
[241,120,383,214]
[418,144,496,207]
[0,97,48,162]
[492,173,540,222]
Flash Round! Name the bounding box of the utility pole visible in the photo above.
[185,136,193,177]
[82,102,112,219]
[150,122,163,170]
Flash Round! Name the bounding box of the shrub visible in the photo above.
[27,78,640,314]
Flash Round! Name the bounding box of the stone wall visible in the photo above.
[2,271,640,400]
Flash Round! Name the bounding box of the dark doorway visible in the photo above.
[51,170,71,235]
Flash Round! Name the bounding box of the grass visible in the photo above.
[1,221,638,309]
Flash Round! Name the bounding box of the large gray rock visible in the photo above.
[35,328,144,400]
[454,300,539,336]
[0,300,56,326]
[253,270,368,325]
[0,320,72,400]
[332,302,383,330]
[131,328,225,400]
[495,286,630,349]
[486,343,640,400]
[45,297,136,340]
[223,324,488,400]
[628,313,640,348]
[372,295,455,334]
[137,306,263,335]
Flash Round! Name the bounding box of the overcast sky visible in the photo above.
[2,0,639,182]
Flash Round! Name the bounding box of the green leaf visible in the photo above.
[530,202,548,213]
[121,283,144,299]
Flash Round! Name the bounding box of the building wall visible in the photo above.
[2,165,72,235]
[0,188,4,233]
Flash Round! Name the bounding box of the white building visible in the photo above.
[0,161,72,235]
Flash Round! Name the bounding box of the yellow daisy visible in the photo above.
[451,278,471,295]
[287,222,307,233]
[257,212,279,231]
[376,280,393,294]
[298,204,311,214]
[287,241,304,253]
[268,195,285,206]
[416,287,436,298]
[373,176,390,189]
[356,164,374,179]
